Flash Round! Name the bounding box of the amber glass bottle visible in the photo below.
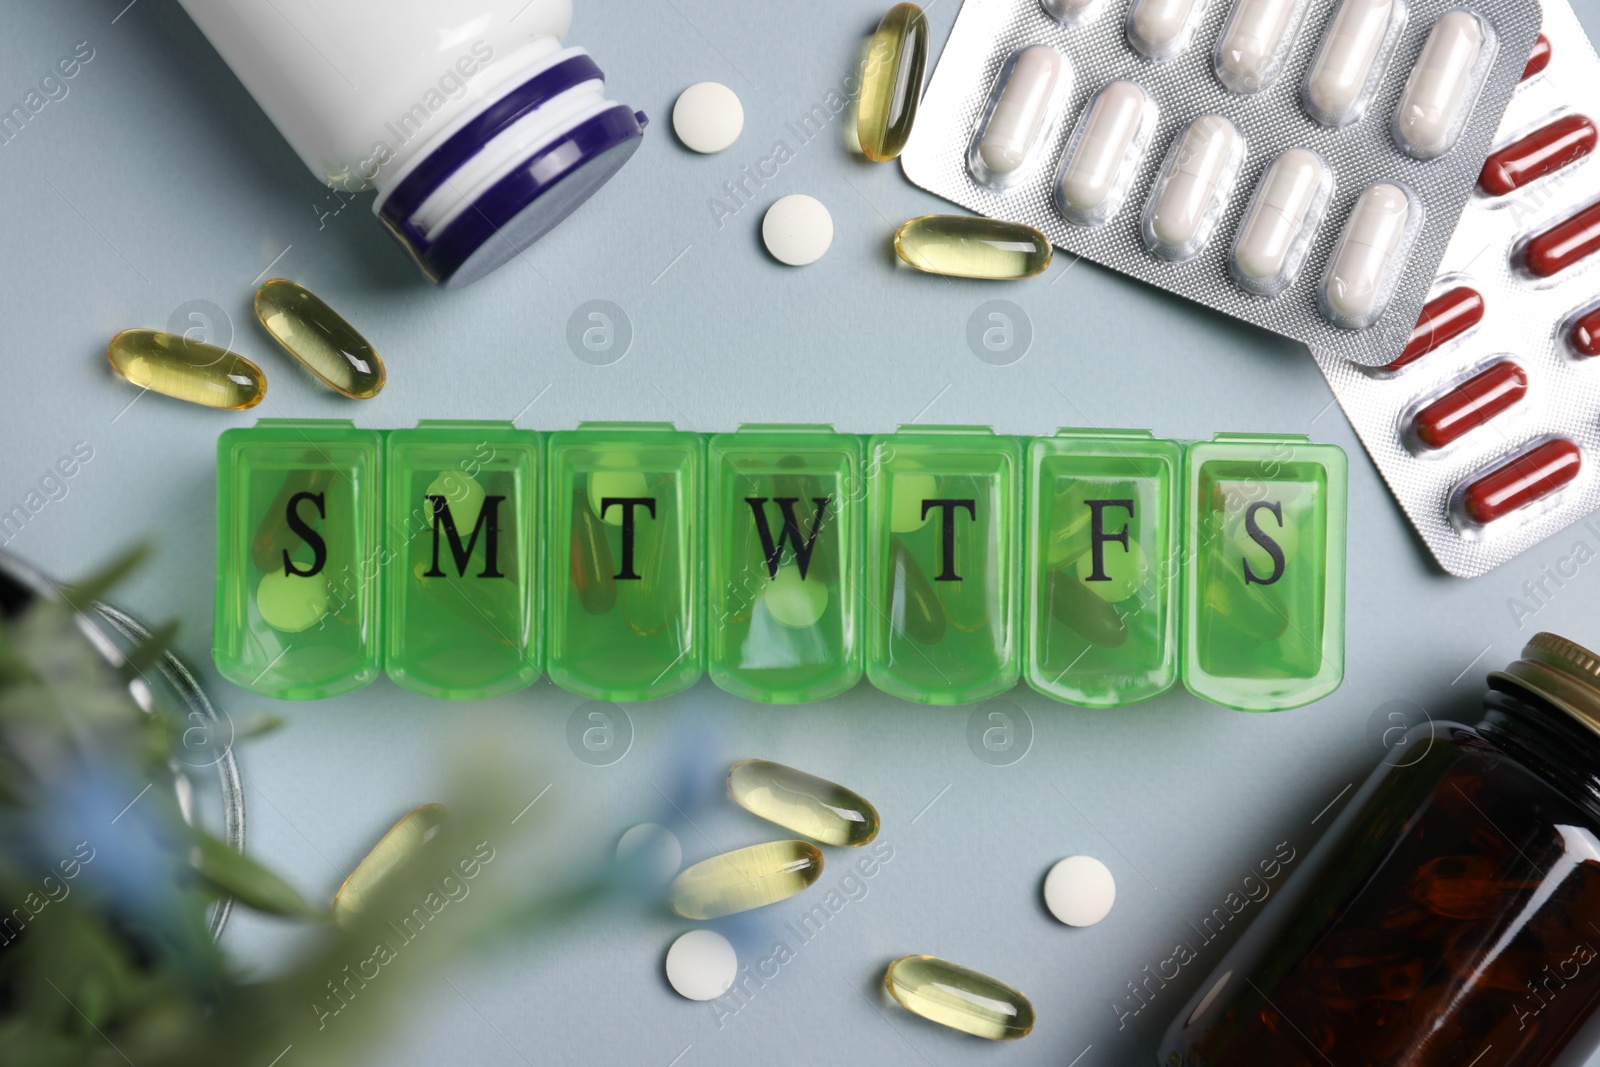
[1163,633,1600,1066]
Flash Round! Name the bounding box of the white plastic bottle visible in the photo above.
[177,0,646,288]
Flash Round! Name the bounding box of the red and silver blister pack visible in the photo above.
[1313,0,1600,576]
[902,0,1543,366]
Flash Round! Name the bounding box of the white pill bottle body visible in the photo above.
[177,0,646,288]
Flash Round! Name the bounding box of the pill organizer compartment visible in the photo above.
[900,0,1543,365]
[707,425,864,705]
[1025,430,1182,707]
[214,420,383,699]
[384,422,542,700]
[545,423,704,701]
[1313,0,1600,576]
[1182,434,1348,712]
[866,426,1023,705]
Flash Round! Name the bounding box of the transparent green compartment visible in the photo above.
[707,425,863,704]
[384,422,541,700]
[1182,434,1348,712]
[1025,429,1181,707]
[866,426,1022,705]
[545,423,703,701]
[213,420,382,699]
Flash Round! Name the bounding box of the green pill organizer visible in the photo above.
[214,420,1347,711]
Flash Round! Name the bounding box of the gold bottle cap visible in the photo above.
[1490,632,1600,738]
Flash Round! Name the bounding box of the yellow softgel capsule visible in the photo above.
[669,840,823,919]
[728,759,880,847]
[858,3,928,162]
[254,278,384,399]
[883,955,1036,1040]
[107,329,266,410]
[332,803,450,929]
[894,215,1053,279]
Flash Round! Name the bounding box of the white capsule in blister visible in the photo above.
[1231,148,1333,294]
[1303,0,1406,126]
[1320,182,1419,328]
[1055,81,1156,226]
[1041,0,1104,27]
[1142,115,1244,260]
[1214,0,1306,94]
[1392,9,1495,160]
[969,45,1070,188]
[1127,0,1205,61]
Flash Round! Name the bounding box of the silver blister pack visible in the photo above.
[1314,0,1600,577]
[900,0,1543,365]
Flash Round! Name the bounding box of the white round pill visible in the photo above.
[762,195,833,266]
[665,929,738,1001]
[1043,855,1116,927]
[672,82,744,154]
[616,823,682,885]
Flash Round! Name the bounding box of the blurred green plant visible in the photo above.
[0,551,614,1067]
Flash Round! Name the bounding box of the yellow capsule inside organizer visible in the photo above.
[858,3,929,162]
[107,329,266,410]
[883,955,1036,1040]
[728,760,880,847]
[669,840,824,919]
[254,278,385,399]
[894,216,1053,280]
[332,803,450,929]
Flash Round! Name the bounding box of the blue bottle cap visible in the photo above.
[376,50,647,289]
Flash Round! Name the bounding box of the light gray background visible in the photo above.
[5,0,1600,1064]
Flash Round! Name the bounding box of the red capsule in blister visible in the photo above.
[1522,34,1552,81]
[1479,115,1598,197]
[1386,287,1485,371]
[1571,306,1600,357]
[1461,438,1582,525]
[1525,201,1600,278]
[1414,362,1528,449]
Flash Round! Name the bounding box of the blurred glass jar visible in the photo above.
[0,550,243,939]
[1164,633,1600,1066]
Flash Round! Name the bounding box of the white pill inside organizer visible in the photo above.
[972,45,1069,185]
[1215,0,1304,93]
[672,82,744,154]
[1393,10,1492,160]
[1056,81,1155,226]
[665,929,738,1001]
[1043,855,1117,927]
[1303,0,1402,126]
[1232,148,1332,294]
[762,194,834,266]
[1127,0,1204,61]
[1320,182,1418,328]
[1143,115,1243,260]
